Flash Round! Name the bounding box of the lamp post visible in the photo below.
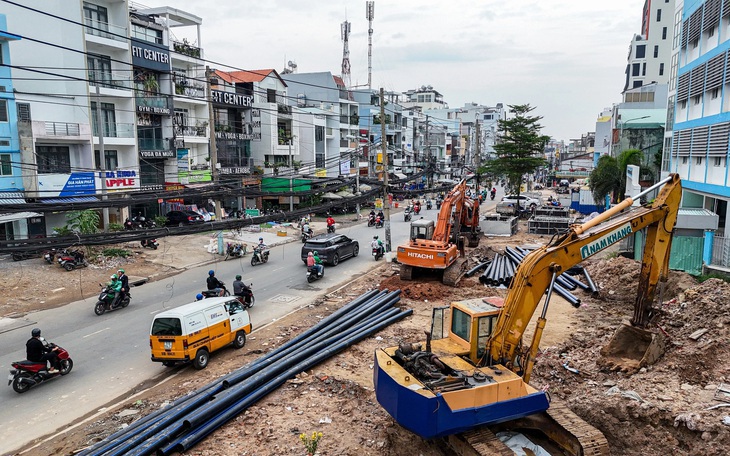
[618,115,649,154]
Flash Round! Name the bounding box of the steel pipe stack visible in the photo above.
[79,290,410,456]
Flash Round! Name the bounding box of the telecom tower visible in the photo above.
[341,20,351,88]
[366,1,374,89]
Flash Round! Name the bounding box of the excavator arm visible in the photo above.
[488,173,681,379]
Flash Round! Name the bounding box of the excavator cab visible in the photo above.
[410,218,434,241]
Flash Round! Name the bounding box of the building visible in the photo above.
[401,86,448,111]
[624,0,675,91]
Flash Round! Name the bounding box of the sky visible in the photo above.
[141,0,644,143]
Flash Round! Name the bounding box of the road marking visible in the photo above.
[271,267,285,272]
[269,294,302,303]
[83,327,110,338]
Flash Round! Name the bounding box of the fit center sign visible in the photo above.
[131,38,170,72]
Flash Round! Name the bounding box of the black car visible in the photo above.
[165,210,204,226]
[301,233,359,266]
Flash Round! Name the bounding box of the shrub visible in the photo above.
[108,222,125,232]
[154,216,168,227]
[102,248,132,258]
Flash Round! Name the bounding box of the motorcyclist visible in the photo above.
[256,237,267,251]
[490,187,497,200]
[232,274,251,302]
[301,221,313,237]
[413,200,421,214]
[116,268,129,306]
[107,274,122,308]
[195,293,204,301]
[312,251,324,276]
[326,214,336,232]
[206,270,225,297]
[26,328,60,374]
[371,236,384,256]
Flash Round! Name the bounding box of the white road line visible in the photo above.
[83,327,110,339]
[271,267,285,272]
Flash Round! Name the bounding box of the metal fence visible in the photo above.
[711,234,730,268]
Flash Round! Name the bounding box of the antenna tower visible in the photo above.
[341,20,351,88]
[366,1,374,89]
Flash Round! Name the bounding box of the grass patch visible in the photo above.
[101,248,132,258]
[696,273,730,283]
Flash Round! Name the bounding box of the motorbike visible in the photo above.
[375,217,384,228]
[301,230,313,243]
[327,224,336,234]
[367,215,376,227]
[224,242,246,260]
[141,238,159,250]
[404,207,413,222]
[234,284,255,309]
[436,199,442,210]
[490,192,496,201]
[306,264,324,283]
[372,246,384,261]
[250,248,270,266]
[426,200,433,210]
[57,250,87,271]
[202,282,231,298]
[124,218,135,230]
[43,248,61,264]
[8,342,73,393]
[94,283,131,315]
[413,205,421,215]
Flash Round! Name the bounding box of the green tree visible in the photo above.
[589,149,643,204]
[66,209,100,234]
[483,104,549,204]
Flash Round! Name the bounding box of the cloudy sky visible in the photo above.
[142,0,644,142]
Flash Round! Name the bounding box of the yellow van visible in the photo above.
[150,297,252,369]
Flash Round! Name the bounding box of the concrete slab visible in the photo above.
[0,317,37,334]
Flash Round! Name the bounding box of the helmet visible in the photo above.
[111,274,118,280]
[209,270,215,276]
[118,268,124,274]
[313,251,318,255]
[373,236,378,240]
[196,293,204,301]
[31,328,41,338]
[236,274,242,280]
[307,252,313,257]
[259,237,263,241]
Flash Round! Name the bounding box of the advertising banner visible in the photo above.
[38,172,95,197]
[96,169,140,193]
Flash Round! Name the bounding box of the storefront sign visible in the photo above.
[98,169,139,192]
[179,169,212,184]
[215,131,254,140]
[220,166,250,175]
[177,149,190,171]
[131,38,170,72]
[38,172,96,197]
[165,182,184,203]
[137,104,171,115]
[211,90,253,107]
[140,150,175,158]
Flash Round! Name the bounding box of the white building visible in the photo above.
[624,0,675,91]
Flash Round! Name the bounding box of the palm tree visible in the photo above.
[589,149,643,204]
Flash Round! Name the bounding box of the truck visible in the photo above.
[396,180,481,286]
[374,173,682,455]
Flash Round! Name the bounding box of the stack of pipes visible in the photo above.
[80,289,410,456]
[479,246,600,307]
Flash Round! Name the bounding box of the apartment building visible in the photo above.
[401,86,448,111]
[624,0,676,91]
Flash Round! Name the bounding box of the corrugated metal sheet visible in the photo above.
[0,211,42,223]
[0,192,27,205]
[39,196,99,204]
[669,236,704,275]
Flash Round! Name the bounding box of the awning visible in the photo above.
[0,192,27,205]
[39,196,100,204]
[394,173,408,180]
[0,211,42,224]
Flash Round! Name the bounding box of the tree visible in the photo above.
[483,104,549,205]
[589,149,643,204]
[66,209,100,234]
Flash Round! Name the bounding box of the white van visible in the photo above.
[150,297,252,369]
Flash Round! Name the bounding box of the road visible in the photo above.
[0,191,503,454]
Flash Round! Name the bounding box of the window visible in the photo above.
[451,308,471,343]
[696,157,703,165]
[642,62,646,76]
[267,88,276,103]
[692,39,699,49]
[682,156,688,164]
[663,26,668,40]
[0,99,7,122]
[632,63,641,76]
[94,149,118,170]
[83,2,108,36]
[17,103,31,121]
[636,45,646,58]
[36,145,71,174]
[680,100,687,109]
[131,24,162,44]
[709,27,715,38]
[715,157,722,167]
[633,80,643,88]
[654,45,659,58]
[90,101,117,136]
[712,88,720,99]
[693,95,702,105]
[659,63,665,76]
[0,153,11,176]
[87,53,114,88]
[656,9,662,21]
[315,125,324,142]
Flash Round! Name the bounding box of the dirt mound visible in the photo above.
[530,267,730,456]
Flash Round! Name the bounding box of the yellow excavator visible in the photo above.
[374,174,682,455]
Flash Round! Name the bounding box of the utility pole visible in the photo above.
[94,84,109,229]
[425,114,432,188]
[475,120,481,196]
[380,87,391,253]
[206,66,222,220]
[289,137,293,212]
[354,146,361,219]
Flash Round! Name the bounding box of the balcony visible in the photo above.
[84,19,128,50]
[135,93,172,115]
[174,125,208,138]
[45,122,80,136]
[173,78,206,100]
[93,122,135,138]
[172,40,202,59]
[138,138,170,150]
[89,72,132,91]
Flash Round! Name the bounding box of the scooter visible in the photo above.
[8,342,73,393]
[306,265,324,283]
[94,284,131,315]
[426,200,433,210]
[201,282,231,298]
[436,199,442,210]
[234,284,255,309]
[43,248,61,264]
[57,250,87,271]
[224,242,246,260]
[375,217,384,228]
[404,207,413,222]
[301,230,314,243]
[250,248,269,266]
[490,192,496,201]
[372,246,384,261]
[413,205,421,215]
[141,238,159,250]
[367,215,376,227]
[327,224,336,234]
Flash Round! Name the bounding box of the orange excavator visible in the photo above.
[397,180,480,286]
[376,174,682,455]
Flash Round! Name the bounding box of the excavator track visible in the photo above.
[544,402,609,456]
[442,257,468,286]
[446,427,515,456]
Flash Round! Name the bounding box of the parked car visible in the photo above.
[500,194,542,209]
[165,210,205,226]
[300,233,359,266]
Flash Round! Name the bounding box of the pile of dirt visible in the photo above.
[530,260,730,456]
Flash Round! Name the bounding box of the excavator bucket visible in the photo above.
[598,323,667,373]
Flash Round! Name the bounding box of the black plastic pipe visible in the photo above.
[583,268,599,296]
[553,283,581,307]
[466,260,490,278]
[563,272,590,291]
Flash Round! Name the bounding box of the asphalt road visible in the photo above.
[0,209,423,454]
